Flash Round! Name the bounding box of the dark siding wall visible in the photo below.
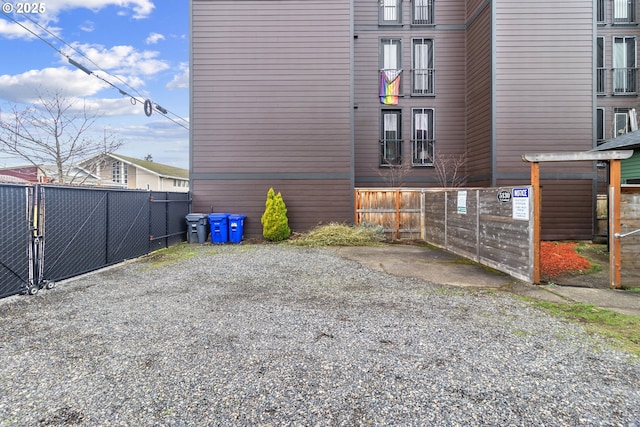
[193,180,353,238]
[494,0,594,173]
[353,0,467,187]
[191,0,352,237]
[466,1,492,185]
[494,0,595,239]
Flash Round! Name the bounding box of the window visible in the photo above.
[380,38,402,103]
[411,108,434,166]
[380,110,402,166]
[597,0,605,23]
[379,0,401,25]
[413,0,434,25]
[111,161,128,184]
[597,108,605,144]
[614,0,637,23]
[381,38,401,71]
[412,38,434,95]
[613,108,638,136]
[597,37,605,94]
[613,36,637,94]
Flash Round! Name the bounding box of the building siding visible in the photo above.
[466,1,492,185]
[353,0,466,186]
[191,0,353,237]
[494,0,595,239]
[190,0,636,241]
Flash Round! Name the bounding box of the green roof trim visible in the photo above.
[113,154,189,179]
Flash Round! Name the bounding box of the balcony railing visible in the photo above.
[380,139,403,166]
[613,67,638,94]
[411,139,434,166]
[411,69,435,96]
[412,0,434,25]
[597,67,606,94]
[614,0,637,23]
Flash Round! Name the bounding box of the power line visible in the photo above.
[0,2,189,130]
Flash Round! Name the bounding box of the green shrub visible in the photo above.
[261,188,291,241]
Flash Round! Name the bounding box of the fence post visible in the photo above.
[395,189,400,240]
[420,190,426,240]
[475,190,480,260]
[354,189,359,225]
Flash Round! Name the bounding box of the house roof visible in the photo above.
[99,154,189,180]
[592,129,640,151]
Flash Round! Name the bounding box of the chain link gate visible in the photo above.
[1,184,190,298]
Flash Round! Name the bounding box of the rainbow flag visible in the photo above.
[380,70,401,105]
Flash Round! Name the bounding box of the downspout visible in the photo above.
[491,0,497,187]
[350,0,355,222]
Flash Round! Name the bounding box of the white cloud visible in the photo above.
[0,67,149,118]
[146,32,165,44]
[167,63,188,90]
[80,20,95,32]
[66,42,170,76]
[41,0,155,19]
[0,67,107,102]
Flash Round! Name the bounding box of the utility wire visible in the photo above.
[0,2,189,130]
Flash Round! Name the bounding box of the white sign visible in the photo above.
[457,190,467,214]
[512,187,530,221]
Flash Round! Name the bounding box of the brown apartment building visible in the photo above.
[190,0,640,240]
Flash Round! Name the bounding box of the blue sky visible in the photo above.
[0,0,189,169]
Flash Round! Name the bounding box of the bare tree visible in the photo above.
[377,160,414,187]
[431,152,468,188]
[0,89,123,184]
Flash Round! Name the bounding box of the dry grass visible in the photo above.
[285,222,386,247]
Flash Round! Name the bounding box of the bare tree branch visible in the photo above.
[430,152,468,188]
[0,89,123,184]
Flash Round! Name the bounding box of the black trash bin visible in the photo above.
[185,213,209,243]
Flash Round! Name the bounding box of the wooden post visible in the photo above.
[354,189,359,225]
[395,189,401,240]
[609,160,622,289]
[532,162,541,284]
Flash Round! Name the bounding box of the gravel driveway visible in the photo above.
[1,244,639,426]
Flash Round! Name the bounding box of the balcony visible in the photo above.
[614,0,637,23]
[613,67,638,94]
[411,69,435,96]
[597,67,606,94]
[380,139,403,166]
[412,0,434,25]
[411,139,434,167]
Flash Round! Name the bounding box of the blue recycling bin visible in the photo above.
[208,213,230,243]
[228,214,246,243]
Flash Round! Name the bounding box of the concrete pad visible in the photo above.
[331,244,640,318]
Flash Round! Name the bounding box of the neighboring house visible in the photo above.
[190,0,640,240]
[80,154,190,192]
[593,129,640,184]
[0,164,104,185]
[0,174,29,184]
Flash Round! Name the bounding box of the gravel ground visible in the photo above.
[1,244,639,426]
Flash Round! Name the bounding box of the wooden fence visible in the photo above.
[621,186,640,286]
[355,187,534,282]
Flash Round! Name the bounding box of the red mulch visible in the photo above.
[540,241,592,277]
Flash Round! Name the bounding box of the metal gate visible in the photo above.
[0,184,33,298]
[0,184,190,298]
